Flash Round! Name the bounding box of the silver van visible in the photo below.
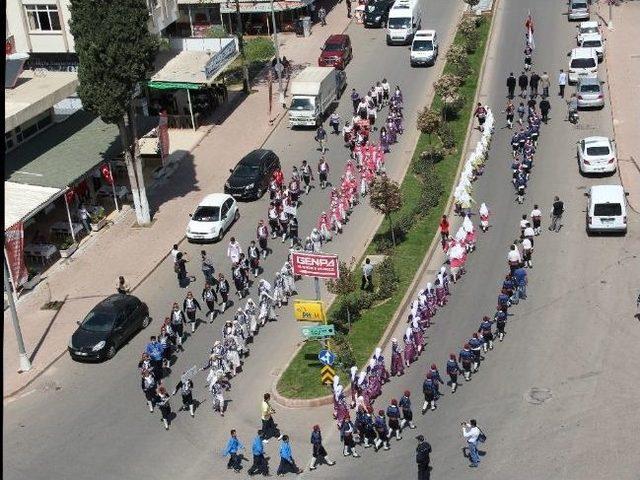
[568,0,590,21]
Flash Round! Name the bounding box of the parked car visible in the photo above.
[224,149,280,200]
[585,184,628,235]
[576,21,600,45]
[578,32,604,60]
[410,29,439,66]
[318,34,352,70]
[577,136,617,174]
[364,0,394,28]
[576,76,605,109]
[68,294,150,361]
[568,47,598,83]
[186,193,239,242]
[568,0,590,21]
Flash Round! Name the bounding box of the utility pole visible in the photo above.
[4,258,31,372]
[269,0,283,94]
[234,0,250,93]
[607,0,614,31]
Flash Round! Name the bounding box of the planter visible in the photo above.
[22,273,42,290]
[90,217,107,232]
[59,243,78,258]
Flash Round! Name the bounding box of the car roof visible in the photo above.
[239,149,274,166]
[583,136,610,145]
[326,34,348,43]
[577,76,600,85]
[590,184,625,203]
[414,30,435,38]
[581,33,602,42]
[579,21,599,29]
[571,0,588,5]
[571,47,597,58]
[198,193,232,207]
[94,294,138,312]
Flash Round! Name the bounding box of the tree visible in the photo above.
[70,0,159,226]
[446,44,471,78]
[326,258,358,296]
[434,74,462,121]
[369,175,403,247]
[416,107,441,143]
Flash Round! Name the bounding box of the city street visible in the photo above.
[4,1,639,479]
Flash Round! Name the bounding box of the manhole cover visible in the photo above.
[525,387,552,405]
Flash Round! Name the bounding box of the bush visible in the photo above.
[419,169,444,212]
[375,257,399,300]
[243,37,276,62]
[373,236,394,254]
[416,107,441,137]
[438,122,456,150]
[418,145,446,168]
[452,55,471,79]
[464,30,480,54]
[206,25,229,38]
[326,260,358,296]
[332,333,356,369]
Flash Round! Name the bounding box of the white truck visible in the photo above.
[386,0,422,45]
[288,66,347,128]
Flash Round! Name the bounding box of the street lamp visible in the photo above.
[3,258,32,372]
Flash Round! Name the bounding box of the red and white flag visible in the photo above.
[525,11,535,50]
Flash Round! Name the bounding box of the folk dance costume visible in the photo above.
[172,378,195,417]
[218,276,230,312]
[280,263,296,296]
[170,305,186,349]
[227,239,242,265]
[317,213,332,242]
[425,283,437,318]
[232,320,248,357]
[273,272,287,307]
[202,285,218,322]
[209,378,226,416]
[141,370,157,412]
[479,202,490,232]
[372,347,390,383]
[458,344,474,381]
[478,316,494,351]
[390,338,404,377]
[403,326,417,366]
[373,411,391,451]
[223,334,241,377]
[438,266,451,296]
[183,295,201,333]
[468,333,483,373]
[334,387,350,428]
[399,391,416,429]
[311,227,324,252]
[494,310,507,341]
[446,355,460,393]
[428,364,444,399]
[366,359,383,400]
[434,278,447,307]
[356,373,370,408]
[268,205,280,237]
[340,418,360,457]
[308,427,336,470]
[421,373,437,413]
[258,290,277,325]
[349,366,359,407]
[248,243,261,277]
[386,400,403,440]
[244,298,259,334]
[156,387,172,430]
[158,326,173,369]
[463,214,477,251]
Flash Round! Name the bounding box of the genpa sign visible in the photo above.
[291,252,339,279]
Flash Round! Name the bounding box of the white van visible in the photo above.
[410,29,439,66]
[568,47,598,83]
[386,0,422,45]
[586,184,628,234]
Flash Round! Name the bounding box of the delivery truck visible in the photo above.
[288,66,347,128]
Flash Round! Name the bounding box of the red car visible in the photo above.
[318,34,353,70]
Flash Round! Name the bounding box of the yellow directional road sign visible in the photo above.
[321,365,335,384]
[294,299,326,322]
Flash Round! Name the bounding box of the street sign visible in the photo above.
[317,349,335,366]
[321,365,335,384]
[294,299,326,322]
[300,324,335,340]
[291,251,340,279]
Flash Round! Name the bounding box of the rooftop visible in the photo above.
[4,70,79,133]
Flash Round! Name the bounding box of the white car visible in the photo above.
[576,21,600,45]
[410,29,439,66]
[579,33,604,60]
[186,193,239,242]
[577,136,617,174]
[568,47,598,83]
[585,184,628,235]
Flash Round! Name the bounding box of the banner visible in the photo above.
[291,251,339,279]
[100,163,114,186]
[158,111,170,166]
[5,222,29,287]
[525,11,535,50]
[294,299,326,322]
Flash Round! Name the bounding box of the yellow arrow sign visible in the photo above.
[321,365,335,384]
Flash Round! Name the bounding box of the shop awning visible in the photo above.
[4,182,63,228]
[148,81,202,90]
[219,0,313,14]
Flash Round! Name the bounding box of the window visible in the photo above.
[25,4,61,31]
[5,133,15,152]
[594,203,622,216]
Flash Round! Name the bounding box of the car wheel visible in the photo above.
[105,344,117,360]
[141,315,151,329]
[217,230,224,242]
[234,210,240,222]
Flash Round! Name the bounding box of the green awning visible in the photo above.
[147,81,203,90]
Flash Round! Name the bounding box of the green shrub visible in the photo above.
[375,257,399,300]
[415,145,446,175]
[332,333,356,369]
[452,54,471,79]
[243,37,276,62]
[464,30,480,54]
[438,122,456,150]
[206,25,229,38]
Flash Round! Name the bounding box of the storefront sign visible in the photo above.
[5,222,29,287]
[291,252,339,279]
[294,299,326,322]
[204,40,237,80]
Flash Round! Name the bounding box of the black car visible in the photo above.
[68,294,150,361]
[364,0,394,28]
[224,149,281,200]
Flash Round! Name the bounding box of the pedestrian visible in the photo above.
[116,275,130,294]
[170,302,186,349]
[446,354,460,393]
[507,244,522,274]
[513,266,528,299]
[386,399,403,440]
[301,160,314,195]
[458,344,473,381]
[172,374,195,417]
[140,367,157,413]
[439,214,450,250]
[156,384,172,430]
[308,425,335,470]
[317,156,329,189]
[261,393,282,442]
[227,237,242,265]
[288,216,300,248]
[199,250,215,284]
[248,430,270,476]
[539,97,550,123]
[518,71,528,98]
[494,309,507,341]
[170,244,181,261]
[558,69,567,97]
[350,88,360,114]
[145,335,165,379]
[529,71,540,98]
[549,195,564,232]
[248,240,260,277]
[361,257,373,291]
[223,429,245,472]
[399,390,416,429]
[78,204,91,234]
[174,252,189,287]
[318,6,327,25]
[540,71,550,97]
[340,415,360,457]
[522,235,533,268]
[468,333,482,372]
[421,373,437,413]
[315,124,327,153]
[183,291,201,333]
[478,203,490,232]
[478,316,494,352]
[329,112,340,134]
[473,103,487,132]
[278,435,303,475]
[461,419,481,467]
[218,273,230,312]
[415,435,432,480]
[373,410,391,451]
[506,72,516,99]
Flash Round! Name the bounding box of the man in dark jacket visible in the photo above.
[529,71,540,98]
[416,435,432,480]
[518,71,528,98]
[506,72,516,99]
[539,98,550,123]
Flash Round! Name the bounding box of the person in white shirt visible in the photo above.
[519,214,530,239]
[523,225,535,247]
[171,244,181,261]
[227,237,242,265]
[522,237,533,268]
[558,69,567,98]
[507,244,522,274]
[461,419,481,467]
[530,204,542,235]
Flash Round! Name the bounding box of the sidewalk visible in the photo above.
[598,2,640,213]
[2,8,352,397]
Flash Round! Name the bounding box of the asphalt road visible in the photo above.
[2,1,462,479]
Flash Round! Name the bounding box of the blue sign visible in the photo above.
[318,350,335,366]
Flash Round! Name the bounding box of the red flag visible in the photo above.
[100,163,114,186]
[65,188,75,204]
[5,222,29,287]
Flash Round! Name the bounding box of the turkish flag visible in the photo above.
[100,163,113,185]
[65,188,76,204]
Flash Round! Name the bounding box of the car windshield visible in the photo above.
[581,27,598,34]
[413,40,433,51]
[388,18,411,29]
[233,163,260,178]
[572,2,587,9]
[324,43,343,51]
[193,206,220,222]
[594,203,622,216]
[580,84,600,93]
[582,40,601,47]
[291,98,314,111]
[81,310,115,332]
[571,58,596,68]
[586,146,610,156]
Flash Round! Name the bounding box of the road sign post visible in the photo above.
[317,349,335,366]
[321,364,335,384]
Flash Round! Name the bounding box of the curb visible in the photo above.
[272,2,482,408]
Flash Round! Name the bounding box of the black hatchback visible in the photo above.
[68,294,150,361]
[224,149,281,200]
